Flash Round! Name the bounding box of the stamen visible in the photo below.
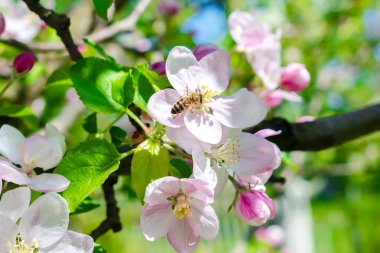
[6,235,39,253]
[215,138,241,167]
[171,191,192,219]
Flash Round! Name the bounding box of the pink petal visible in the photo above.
[166,46,201,91]
[147,89,185,128]
[0,187,30,222]
[198,50,230,92]
[209,88,267,129]
[140,202,174,241]
[237,171,273,186]
[45,124,66,154]
[189,200,219,241]
[0,158,30,185]
[0,213,18,252]
[184,109,222,144]
[254,129,281,138]
[39,230,94,253]
[229,133,277,175]
[0,124,25,164]
[167,219,200,253]
[144,176,180,204]
[27,173,69,193]
[166,126,210,154]
[193,44,218,61]
[19,193,69,248]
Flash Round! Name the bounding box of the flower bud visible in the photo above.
[157,0,181,16]
[150,61,166,75]
[280,63,310,92]
[13,52,36,74]
[193,44,218,61]
[235,189,275,226]
[0,13,5,35]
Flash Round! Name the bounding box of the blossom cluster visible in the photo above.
[228,10,311,107]
[144,44,282,253]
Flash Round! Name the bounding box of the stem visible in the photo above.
[163,143,192,160]
[0,79,15,98]
[103,111,126,133]
[126,108,149,134]
[119,148,136,160]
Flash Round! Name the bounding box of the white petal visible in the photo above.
[147,89,185,128]
[0,124,25,164]
[19,193,69,248]
[184,110,222,144]
[0,158,30,185]
[39,231,94,253]
[22,135,64,170]
[189,201,219,241]
[27,173,69,193]
[0,187,30,222]
[167,219,200,253]
[0,213,18,253]
[198,50,230,92]
[140,203,174,241]
[209,88,267,128]
[166,46,201,91]
[166,126,209,154]
[144,176,180,205]
[45,124,66,154]
[0,180,2,195]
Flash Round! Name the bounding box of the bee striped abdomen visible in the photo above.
[171,91,203,116]
[171,97,189,114]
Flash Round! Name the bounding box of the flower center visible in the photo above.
[6,236,39,253]
[214,138,241,167]
[169,191,192,219]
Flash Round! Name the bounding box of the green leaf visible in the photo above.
[55,139,120,212]
[92,0,113,20]
[83,112,97,134]
[41,68,72,124]
[83,38,116,63]
[71,197,101,215]
[169,159,192,178]
[110,126,127,146]
[132,71,155,112]
[136,64,171,91]
[131,140,170,201]
[94,243,107,253]
[281,152,299,174]
[0,104,38,130]
[69,57,135,114]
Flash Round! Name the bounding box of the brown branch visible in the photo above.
[0,39,33,52]
[22,0,82,61]
[247,103,380,151]
[90,173,122,240]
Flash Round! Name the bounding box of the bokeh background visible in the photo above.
[1,0,380,252]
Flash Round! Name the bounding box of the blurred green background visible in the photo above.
[1,0,380,252]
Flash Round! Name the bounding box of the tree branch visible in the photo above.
[91,173,122,240]
[22,0,83,61]
[247,103,380,151]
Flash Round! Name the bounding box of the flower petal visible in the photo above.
[189,200,219,241]
[39,231,94,253]
[144,176,180,204]
[0,158,30,185]
[166,126,210,154]
[167,219,200,253]
[0,124,25,164]
[45,124,66,154]
[147,89,185,128]
[27,173,69,193]
[166,46,201,91]
[209,88,267,128]
[254,129,281,138]
[0,187,30,222]
[140,202,174,241]
[230,133,277,175]
[0,213,18,253]
[19,193,69,248]
[184,109,222,144]
[198,50,230,92]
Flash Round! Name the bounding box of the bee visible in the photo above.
[171,88,204,116]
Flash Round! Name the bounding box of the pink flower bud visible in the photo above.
[193,44,218,61]
[255,225,285,247]
[150,61,166,75]
[235,189,276,226]
[296,115,315,123]
[13,52,36,74]
[280,63,310,92]
[0,13,5,35]
[157,0,181,16]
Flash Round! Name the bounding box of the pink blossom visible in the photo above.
[235,187,276,226]
[140,176,219,253]
[0,13,5,35]
[264,89,302,107]
[13,52,36,74]
[150,61,166,75]
[193,44,218,61]
[255,225,285,247]
[280,63,311,92]
[158,0,181,16]
[296,115,315,123]
[148,46,267,144]
[0,124,69,192]
[0,191,93,252]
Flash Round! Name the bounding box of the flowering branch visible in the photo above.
[21,0,83,61]
[248,103,380,151]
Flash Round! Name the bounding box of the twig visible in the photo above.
[22,0,82,61]
[90,173,122,240]
[0,39,33,52]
